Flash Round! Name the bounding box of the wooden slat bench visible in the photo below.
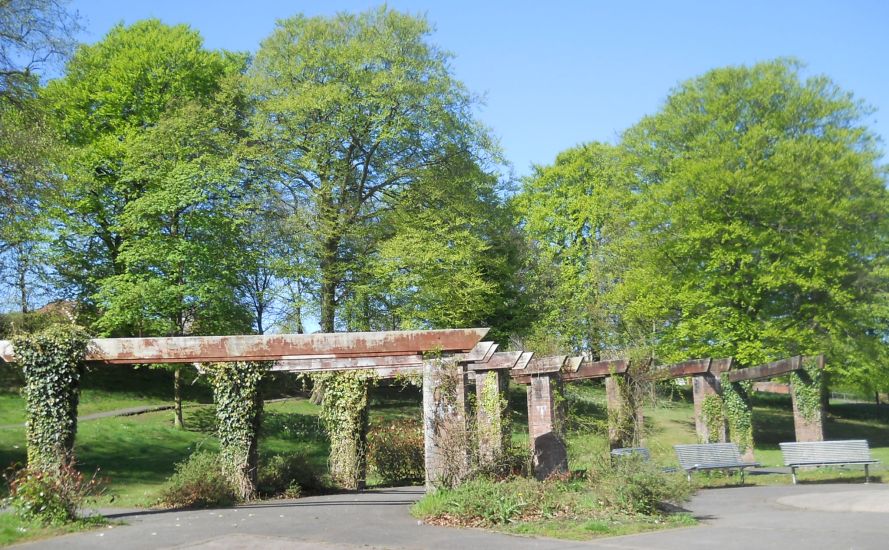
[674,443,760,482]
[779,440,879,484]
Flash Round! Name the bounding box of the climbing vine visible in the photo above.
[790,357,823,422]
[13,324,90,471]
[204,361,270,501]
[606,372,638,449]
[476,370,509,465]
[314,370,375,489]
[720,375,753,453]
[700,394,725,443]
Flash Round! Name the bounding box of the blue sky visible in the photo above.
[72,0,888,177]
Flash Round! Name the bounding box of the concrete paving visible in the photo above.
[13,484,889,549]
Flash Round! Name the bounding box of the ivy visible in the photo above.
[314,370,375,489]
[720,375,753,453]
[700,394,725,443]
[13,324,89,472]
[476,370,508,465]
[204,361,270,501]
[790,357,823,422]
[606,373,638,449]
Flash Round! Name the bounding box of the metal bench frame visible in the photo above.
[779,440,879,484]
[674,443,760,482]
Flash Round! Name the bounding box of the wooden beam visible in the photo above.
[663,358,711,377]
[468,351,522,371]
[460,341,496,363]
[710,357,734,374]
[0,329,489,364]
[726,356,803,383]
[513,352,534,371]
[560,359,628,381]
[271,354,424,372]
[564,356,583,372]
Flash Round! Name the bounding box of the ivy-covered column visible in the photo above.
[474,368,509,469]
[206,361,269,501]
[316,371,373,490]
[721,375,755,461]
[692,374,727,443]
[605,374,637,450]
[423,358,469,490]
[789,355,825,442]
[14,325,89,472]
[527,374,568,480]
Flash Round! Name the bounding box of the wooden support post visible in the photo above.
[527,374,568,480]
[423,359,469,491]
[790,356,825,442]
[692,373,727,443]
[475,369,509,469]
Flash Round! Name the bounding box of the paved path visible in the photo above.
[14,484,889,549]
[0,405,174,429]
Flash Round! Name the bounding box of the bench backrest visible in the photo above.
[674,443,744,469]
[779,440,872,465]
[611,447,651,461]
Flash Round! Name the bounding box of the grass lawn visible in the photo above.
[0,513,108,547]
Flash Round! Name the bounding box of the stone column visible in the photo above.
[475,369,509,468]
[605,374,639,450]
[423,360,469,491]
[725,381,756,462]
[790,357,825,442]
[527,374,568,480]
[692,373,728,443]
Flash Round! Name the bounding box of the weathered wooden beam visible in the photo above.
[512,352,534,371]
[564,356,583,372]
[709,357,733,374]
[664,358,712,377]
[510,355,567,384]
[271,354,424,372]
[0,329,489,364]
[726,356,803,383]
[460,341,497,363]
[560,359,629,382]
[468,351,522,371]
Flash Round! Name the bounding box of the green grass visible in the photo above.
[0,512,108,547]
[500,513,697,540]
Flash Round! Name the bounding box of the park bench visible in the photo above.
[779,440,879,484]
[674,443,759,482]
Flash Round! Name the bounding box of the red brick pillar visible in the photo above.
[527,374,567,480]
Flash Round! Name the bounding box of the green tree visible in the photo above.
[515,143,632,356]
[618,59,888,390]
[43,20,254,426]
[247,7,493,332]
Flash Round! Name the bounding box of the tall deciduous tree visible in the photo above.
[515,143,632,357]
[247,7,493,332]
[44,20,253,426]
[618,59,888,391]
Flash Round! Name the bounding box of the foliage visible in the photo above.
[12,323,88,470]
[617,59,888,390]
[204,361,269,500]
[721,377,754,453]
[700,394,725,443]
[475,370,510,468]
[589,454,693,515]
[158,451,236,509]
[367,419,425,484]
[314,370,374,489]
[515,142,632,356]
[257,453,324,498]
[4,462,104,525]
[790,357,823,421]
[247,7,496,332]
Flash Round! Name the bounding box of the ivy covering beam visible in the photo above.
[0,328,489,364]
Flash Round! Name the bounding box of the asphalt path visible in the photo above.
[14,483,889,549]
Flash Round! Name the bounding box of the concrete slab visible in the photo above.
[777,486,889,513]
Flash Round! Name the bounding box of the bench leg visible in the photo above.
[740,469,745,485]
[687,471,691,482]
[791,467,797,485]
[865,464,870,484]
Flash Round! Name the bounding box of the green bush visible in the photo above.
[589,454,693,515]
[158,452,236,509]
[4,462,105,525]
[367,419,425,484]
[257,453,324,497]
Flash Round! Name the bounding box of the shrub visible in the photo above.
[257,453,324,497]
[4,462,105,525]
[158,452,236,509]
[367,419,425,484]
[589,454,693,515]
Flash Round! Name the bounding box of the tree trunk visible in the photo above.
[319,235,340,333]
[173,367,184,429]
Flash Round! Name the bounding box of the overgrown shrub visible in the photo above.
[158,452,236,509]
[258,453,325,497]
[4,462,104,525]
[588,454,693,515]
[367,419,425,484]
